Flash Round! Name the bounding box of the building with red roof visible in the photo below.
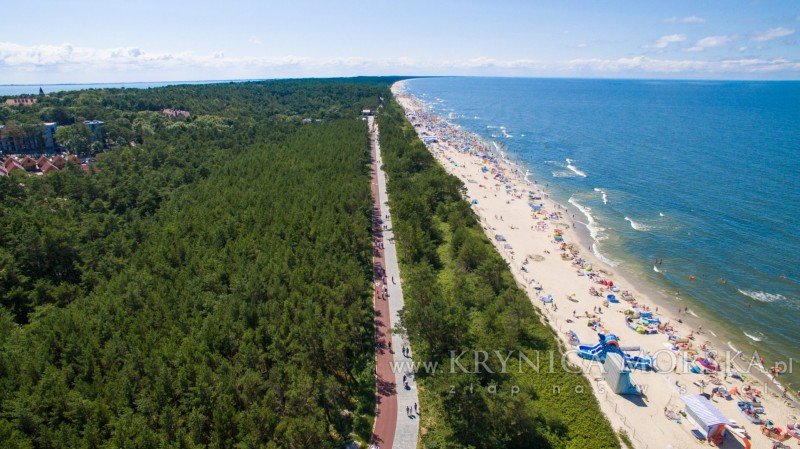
[39,161,60,174]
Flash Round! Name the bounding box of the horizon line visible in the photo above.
[3,74,800,88]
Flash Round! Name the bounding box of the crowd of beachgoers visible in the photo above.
[392,81,800,449]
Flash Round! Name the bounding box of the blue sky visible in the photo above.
[1,0,798,83]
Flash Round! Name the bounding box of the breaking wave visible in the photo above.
[743,331,764,342]
[624,216,655,232]
[737,289,786,303]
[592,243,619,267]
[593,187,608,204]
[569,196,606,241]
[565,158,587,177]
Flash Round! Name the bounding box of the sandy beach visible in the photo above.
[392,80,799,449]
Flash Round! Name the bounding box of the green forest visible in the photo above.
[0,79,391,448]
[377,98,620,449]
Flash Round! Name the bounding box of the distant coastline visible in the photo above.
[0,79,263,96]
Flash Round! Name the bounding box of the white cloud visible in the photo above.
[648,34,687,49]
[248,36,262,45]
[687,35,734,51]
[1,42,799,81]
[665,16,706,24]
[751,27,795,42]
[577,43,589,48]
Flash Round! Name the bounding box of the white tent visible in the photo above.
[681,394,730,438]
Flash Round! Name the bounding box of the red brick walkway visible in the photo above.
[369,118,396,449]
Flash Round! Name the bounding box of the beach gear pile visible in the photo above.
[624,308,661,334]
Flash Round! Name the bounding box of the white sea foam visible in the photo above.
[593,187,608,204]
[568,197,606,241]
[592,243,619,267]
[565,158,588,177]
[653,265,661,273]
[738,289,786,303]
[743,331,763,342]
[624,216,654,231]
[659,212,665,217]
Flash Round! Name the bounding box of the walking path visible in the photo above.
[368,116,420,449]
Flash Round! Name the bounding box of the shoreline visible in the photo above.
[397,80,797,397]
[392,80,799,449]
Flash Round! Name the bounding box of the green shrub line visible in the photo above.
[377,96,620,449]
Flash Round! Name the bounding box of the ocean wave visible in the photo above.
[592,243,619,267]
[743,331,764,342]
[552,170,574,178]
[565,158,587,177]
[653,265,661,273]
[568,197,607,241]
[624,216,655,232]
[659,212,665,217]
[593,187,608,204]
[737,289,786,303]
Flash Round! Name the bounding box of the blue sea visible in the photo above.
[0,79,247,96]
[405,77,800,383]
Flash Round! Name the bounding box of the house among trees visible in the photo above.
[83,120,104,140]
[18,155,38,171]
[51,154,67,169]
[43,122,58,150]
[4,97,38,106]
[3,156,24,173]
[0,122,60,154]
[1,154,85,176]
[162,108,190,119]
[39,160,60,174]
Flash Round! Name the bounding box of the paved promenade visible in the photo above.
[368,116,419,449]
